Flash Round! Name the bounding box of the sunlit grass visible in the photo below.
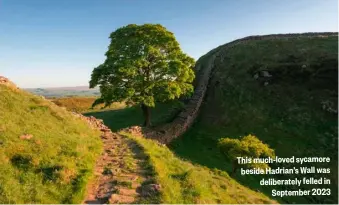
[0,85,102,203]
[170,35,338,204]
[120,132,276,204]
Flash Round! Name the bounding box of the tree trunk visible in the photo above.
[231,160,238,176]
[141,103,151,127]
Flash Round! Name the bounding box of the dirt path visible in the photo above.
[83,128,156,204]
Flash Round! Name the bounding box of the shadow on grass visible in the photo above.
[85,106,143,131]
[168,123,288,203]
[84,101,182,132]
[119,137,160,204]
[168,117,337,204]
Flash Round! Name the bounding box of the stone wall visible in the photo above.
[145,32,338,144]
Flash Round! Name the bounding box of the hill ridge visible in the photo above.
[0,83,102,203]
[0,76,18,89]
[145,32,338,144]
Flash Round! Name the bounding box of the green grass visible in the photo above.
[116,180,133,188]
[0,85,102,203]
[84,100,183,131]
[76,35,337,204]
[51,96,126,113]
[170,35,338,204]
[120,132,276,204]
[82,35,337,204]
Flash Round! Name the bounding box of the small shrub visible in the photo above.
[218,134,275,175]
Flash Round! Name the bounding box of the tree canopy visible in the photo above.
[89,24,195,126]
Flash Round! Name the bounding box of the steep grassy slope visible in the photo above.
[51,96,126,113]
[119,132,276,204]
[0,84,102,203]
[170,35,338,204]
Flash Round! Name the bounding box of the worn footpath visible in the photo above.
[74,114,160,204]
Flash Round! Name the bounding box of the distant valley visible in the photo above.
[24,86,100,98]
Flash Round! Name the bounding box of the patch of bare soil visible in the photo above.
[83,128,158,204]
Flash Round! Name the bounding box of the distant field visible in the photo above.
[24,86,100,98]
[51,97,126,113]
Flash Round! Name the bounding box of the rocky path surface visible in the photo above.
[74,115,158,204]
[83,130,151,204]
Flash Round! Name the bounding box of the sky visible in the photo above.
[0,0,338,88]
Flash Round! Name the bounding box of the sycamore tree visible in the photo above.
[89,24,195,127]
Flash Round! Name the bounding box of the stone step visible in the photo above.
[118,188,138,196]
[117,174,139,181]
[109,194,135,204]
[131,182,140,189]
[84,193,96,201]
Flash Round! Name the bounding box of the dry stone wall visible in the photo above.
[145,32,338,144]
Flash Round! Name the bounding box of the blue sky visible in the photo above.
[0,0,337,88]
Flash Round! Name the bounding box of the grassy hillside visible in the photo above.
[83,99,276,203]
[119,132,276,204]
[170,35,338,204]
[51,96,126,113]
[0,84,102,203]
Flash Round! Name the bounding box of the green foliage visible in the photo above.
[0,85,102,203]
[89,24,195,108]
[218,135,275,170]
